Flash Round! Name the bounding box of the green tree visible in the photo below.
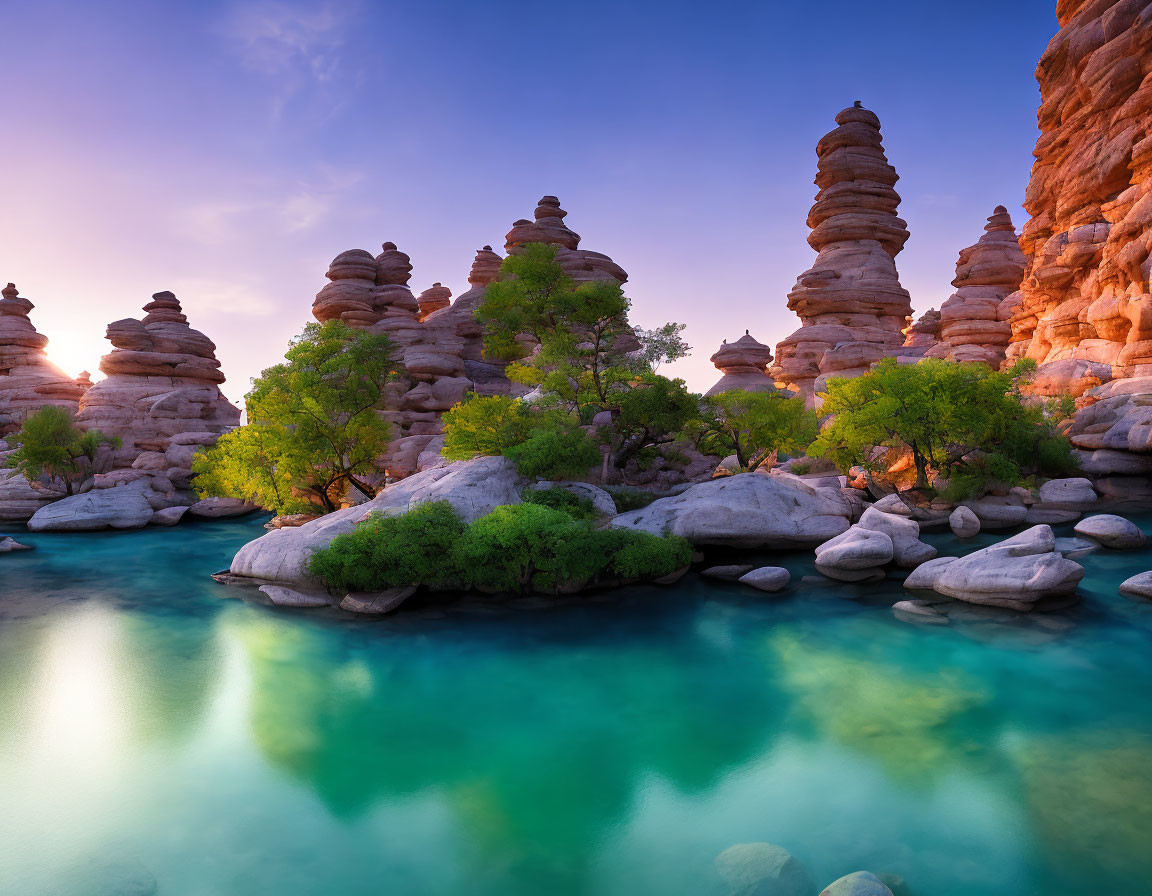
[4,406,120,495]
[693,390,819,472]
[605,372,699,469]
[440,395,530,460]
[811,357,1076,496]
[193,321,399,514]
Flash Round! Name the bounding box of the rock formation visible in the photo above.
[705,331,776,396]
[771,103,914,404]
[924,207,1027,365]
[1005,0,1152,389]
[0,283,89,433]
[899,308,941,358]
[75,291,240,502]
[314,197,633,478]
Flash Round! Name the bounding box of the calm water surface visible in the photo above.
[2,515,1152,895]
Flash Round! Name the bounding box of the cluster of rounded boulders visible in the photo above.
[313,197,633,479]
[705,331,776,396]
[0,283,90,434]
[75,291,240,503]
[924,207,1026,365]
[1005,1,1152,390]
[772,103,914,404]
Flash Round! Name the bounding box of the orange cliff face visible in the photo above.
[1005,0,1152,389]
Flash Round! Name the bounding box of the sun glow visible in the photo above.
[45,333,105,382]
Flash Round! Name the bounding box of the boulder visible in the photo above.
[949,505,980,538]
[228,456,524,587]
[1038,477,1097,506]
[0,536,32,552]
[1054,537,1099,559]
[339,586,417,615]
[188,497,257,518]
[902,556,957,590]
[150,506,188,526]
[818,871,894,896]
[959,498,1028,530]
[1119,572,1152,599]
[892,599,949,625]
[714,842,813,896]
[857,506,936,567]
[1024,506,1081,524]
[703,564,756,581]
[1074,514,1148,549]
[815,526,894,582]
[738,567,791,592]
[932,525,1085,610]
[27,482,156,531]
[610,473,852,548]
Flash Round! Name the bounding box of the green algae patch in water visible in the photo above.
[1,515,1152,895]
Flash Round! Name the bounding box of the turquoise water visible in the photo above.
[2,516,1152,896]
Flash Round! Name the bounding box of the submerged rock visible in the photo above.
[0,536,32,552]
[738,567,791,592]
[1119,572,1152,599]
[258,584,332,607]
[1074,514,1148,550]
[339,586,417,615]
[714,842,813,896]
[892,599,949,625]
[610,473,852,549]
[702,564,756,581]
[819,871,894,896]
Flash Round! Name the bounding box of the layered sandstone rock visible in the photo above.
[899,308,941,358]
[76,291,240,502]
[925,207,1027,365]
[0,283,89,433]
[771,103,913,404]
[705,331,776,396]
[318,198,632,478]
[1006,1,1152,383]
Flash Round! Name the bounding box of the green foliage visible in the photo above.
[475,244,694,474]
[194,321,398,514]
[692,390,819,472]
[789,461,812,475]
[521,487,600,520]
[503,422,600,479]
[4,406,120,495]
[441,395,529,460]
[604,486,660,512]
[307,500,691,596]
[811,358,1077,496]
[308,501,466,592]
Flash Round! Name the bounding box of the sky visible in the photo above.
[1,0,1060,400]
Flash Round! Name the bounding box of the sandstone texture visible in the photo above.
[705,331,776,396]
[0,283,89,434]
[924,207,1026,366]
[313,197,632,479]
[772,103,913,404]
[75,292,240,507]
[610,473,853,548]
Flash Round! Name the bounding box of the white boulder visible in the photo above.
[949,506,980,538]
[1074,514,1148,549]
[738,567,791,592]
[27,481,156,531]
[1119,572,1152,599]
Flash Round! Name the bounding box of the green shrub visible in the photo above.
[521,487,600,520]
[789,461,812,475]
[604,487,659,512]
[308,500,691,596]
[503,425,601,479]
[307,501,466,592]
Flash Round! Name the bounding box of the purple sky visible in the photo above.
[1,0,1058,399]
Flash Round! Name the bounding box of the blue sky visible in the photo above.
[1,0,1059,396]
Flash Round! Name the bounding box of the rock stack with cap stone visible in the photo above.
[925,207,1026,365]
[771,102,914,405]
[416,283,451,320]
[0,283,90,434]
[75,291,240,502]
[705,331,776,396]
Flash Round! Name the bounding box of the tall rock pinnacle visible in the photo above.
[771,103,913,404]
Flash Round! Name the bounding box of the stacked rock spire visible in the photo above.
[772,103,913,404]
[705,331,776,396]
[923,207,1026,365]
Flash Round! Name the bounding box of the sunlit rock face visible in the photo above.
[705,332,776,396]
[0,283,89,434]
[1006,0,1152,384]
[76,291,240,500]
[771,103,913,405]
[925,207,1027,366]
[312,197,632,479]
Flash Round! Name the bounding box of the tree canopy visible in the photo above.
[692,390,819,472]
[193,321,399,514]
[4,405,120,495]
[811,357,1076,497]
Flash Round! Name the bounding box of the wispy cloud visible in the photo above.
[216,1,362,119]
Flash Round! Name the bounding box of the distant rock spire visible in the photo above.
[705,332,776,397]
